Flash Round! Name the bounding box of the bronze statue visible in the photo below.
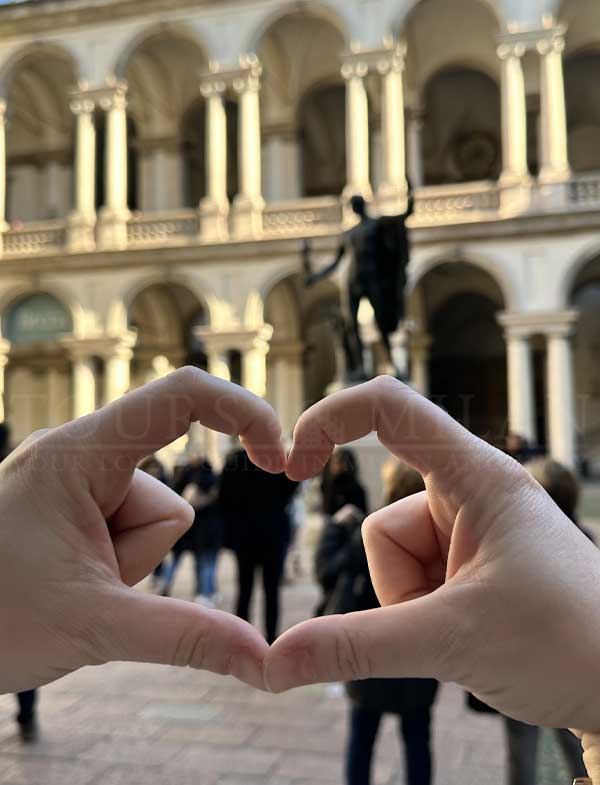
[303,190,414,382]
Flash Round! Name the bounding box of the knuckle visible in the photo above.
[333,621,372,682]
[371,374,401,397]
[175,365,204,387]
[172,618,210,669]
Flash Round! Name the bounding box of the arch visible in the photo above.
[558,0,600,55]
[564,50,600,173]
[393,0,503,35]
[409,251,513,309]
[121,272,214,325]
[0,42,78,98]
[114,22,208,80]
[561,244,600,305]
[399,0,501,111]
[0,284,85,340]
[246,1,350,54]
[420,65,501,184]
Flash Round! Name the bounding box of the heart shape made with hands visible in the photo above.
[3,368,600,735]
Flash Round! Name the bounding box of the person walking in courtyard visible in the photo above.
[316,455,438,785]
[219,447,298,644]
[315,448,368,616]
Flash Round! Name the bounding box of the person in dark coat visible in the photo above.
[0,423,38,742]
[162,457,222,602]
[316,457,438,785]
[315,448,368,617]
[138,455,171,591]
[219,447,298,644]
[501,457,589,785]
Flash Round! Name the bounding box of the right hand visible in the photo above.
[267,376,600,732]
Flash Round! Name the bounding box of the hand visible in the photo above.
[266,376,600,732]
[0,368,285,694]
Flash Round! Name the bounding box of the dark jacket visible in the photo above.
[218,449,298,555]
[321,473,368,518]
[316,517,438,715]
[173,460,223,554]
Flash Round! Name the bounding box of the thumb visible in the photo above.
[265,591,463,693]
[100,588,270,690]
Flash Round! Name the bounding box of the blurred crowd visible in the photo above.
[6,421,595,785]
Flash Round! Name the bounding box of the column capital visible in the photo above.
[375,43,406,76]
[231,55,262,94]
[497,23,567,55]
[102,330,138,360]
[497,310,578,337]
[96,78,128,112]
[341,58,369,80]
[69,93,96,116]
[496,41,526,60]
[195,325,273,354]
[200,74,228,99]
[536,34,566,56]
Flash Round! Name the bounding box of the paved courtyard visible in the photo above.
[2,496,599,785]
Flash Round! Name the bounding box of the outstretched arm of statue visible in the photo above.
[304,241,345,287]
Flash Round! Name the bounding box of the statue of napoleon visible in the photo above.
[303,186,414,383]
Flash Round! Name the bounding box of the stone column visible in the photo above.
[0,101,7,256]
[537,30,570,184]
[268,343,304,438]
[0,339,10,422]
[68,93,96,251]
[199,75,229,241]
[98,81,130,250]
[242,326,273,399]
[104,332,136,405]
[377,44,408,209]
[206,346,231,468]
[504,328,536,443]
[47,366,65,427]
[232,57,264,237]
[410,333,431,396]
[406,109,424,188]
[546,318,577,467]
[69,349,97,419]
[497,42,529,186]
[342,58,372,203]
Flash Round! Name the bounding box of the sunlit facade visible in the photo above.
[0,0,599,470]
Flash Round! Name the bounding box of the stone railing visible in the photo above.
[3,220,67,257]
[567,173,600,210]
[412,181,501,225]
[127,210,198,247]
[263,197,342,237]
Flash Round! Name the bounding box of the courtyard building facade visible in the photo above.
[0,0,598,473]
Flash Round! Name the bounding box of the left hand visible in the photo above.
[0,368,285,694]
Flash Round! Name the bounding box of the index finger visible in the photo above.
[286,375,483,480]
[61,367,286,474]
